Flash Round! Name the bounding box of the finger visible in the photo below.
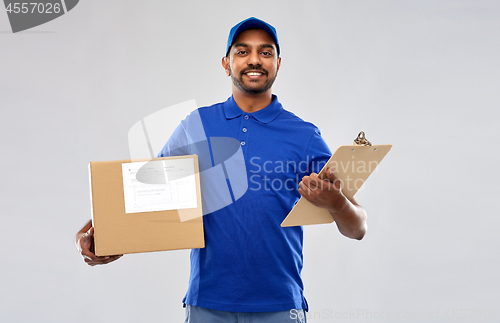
[81,227,94,246]
[82,248,121,261]
[326,168,336,181]
[302,175,321,189]
[84,255,110,264]
[310,175,333,191]
[299,183,321,202]
[80,231,95,255]
[326,168,342,189]
[81,226,124,265]
[298,182,312,196]
[326,168,339,183]
[103,255,123,263]
[304,173,320,181]
[299,180,322,197]
[86,254,123,266]
[298,187,311,199]
[80,240,99,261]
[81,248,98,261]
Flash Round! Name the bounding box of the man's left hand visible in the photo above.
[298,168,347,213]
[298,167,367,240]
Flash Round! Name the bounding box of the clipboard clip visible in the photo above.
[354,131,372,146]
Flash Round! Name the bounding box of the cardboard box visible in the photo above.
[89,155,204,256]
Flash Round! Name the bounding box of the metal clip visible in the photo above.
[354,131,372,146]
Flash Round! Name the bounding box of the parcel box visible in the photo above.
[89,155,204,256]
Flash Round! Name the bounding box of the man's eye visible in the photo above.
[236,50,247,55]
[262,52,272,56]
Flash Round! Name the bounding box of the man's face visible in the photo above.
[223,29,281,95]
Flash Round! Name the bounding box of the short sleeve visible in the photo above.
[157,122,189,157]
[306,127,332,174]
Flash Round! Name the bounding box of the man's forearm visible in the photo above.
[329,199,367,240]
[299,169,368,240]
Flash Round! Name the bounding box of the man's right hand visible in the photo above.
[75,221,123,266]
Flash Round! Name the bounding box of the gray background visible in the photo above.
[1,1,499,322]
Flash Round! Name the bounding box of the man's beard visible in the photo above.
[229,65,278,95]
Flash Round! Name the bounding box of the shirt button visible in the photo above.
[242,128,247,133]
[244,115,249,120]
[241,141,246,146]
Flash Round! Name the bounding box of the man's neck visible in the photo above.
[232,88,274,113]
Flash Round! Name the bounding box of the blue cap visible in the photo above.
[226,17,280,57]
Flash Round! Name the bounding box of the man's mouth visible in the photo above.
[242,69,268,77]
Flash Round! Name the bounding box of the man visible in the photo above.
[76,17,367,322]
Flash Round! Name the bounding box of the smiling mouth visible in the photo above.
[242,69,268,77]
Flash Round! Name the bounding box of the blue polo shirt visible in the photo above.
[158,95,331,312]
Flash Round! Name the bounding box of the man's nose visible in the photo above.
[247,52,262,66]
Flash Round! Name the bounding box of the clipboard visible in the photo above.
[281,132,392,227]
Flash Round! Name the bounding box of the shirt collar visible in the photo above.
[224,95,284,124]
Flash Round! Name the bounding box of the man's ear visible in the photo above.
[277,56,281,73]
[222,57,230,76]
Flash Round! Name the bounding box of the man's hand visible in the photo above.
[298,168,346,213]
[75,221,123,266]
[298,168,367,240]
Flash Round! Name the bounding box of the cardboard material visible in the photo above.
[281,144,392,227]
[89,155,204,256]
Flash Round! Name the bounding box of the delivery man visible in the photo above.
[76,17,367,323]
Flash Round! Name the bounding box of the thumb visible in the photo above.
[82,227,94,246]
[326,168,342,189]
